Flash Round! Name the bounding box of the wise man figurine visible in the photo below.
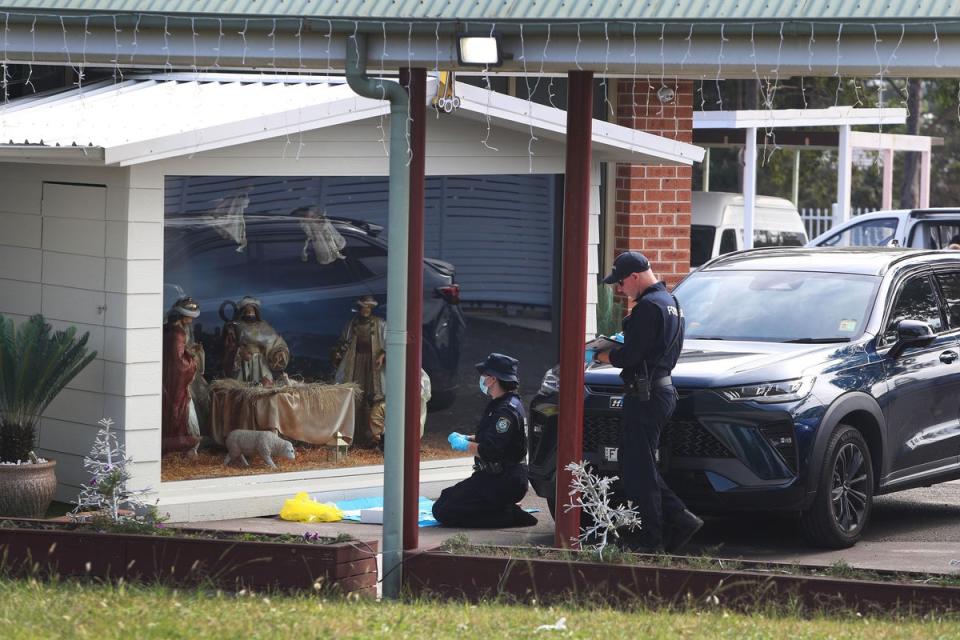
[332,295,386,448]
[162,297,202,455]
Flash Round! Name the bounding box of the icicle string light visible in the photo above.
[932,22,943,68]
[372,20,388,158]
[127,13,139,66]
[629,22,639,155]
[405,20,413,166]
[212,17,223,69]
[480,22,499,152]
[2,12,9,105]
[112,15,124,81]
[24,14,35,93]
[161,15,171,73]
[601,21,614,121]
[574,22,582,71]
[239,18,248,66]
[681,23,694,70]
[519,23,540,173]
[325,19,333,73]
[715,23,727,109]
[834,23,845,107]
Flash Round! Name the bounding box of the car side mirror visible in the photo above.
[888,319,935,359]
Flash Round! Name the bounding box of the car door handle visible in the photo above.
[940,350,959,364]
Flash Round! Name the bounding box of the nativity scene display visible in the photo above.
[160,182,452,481]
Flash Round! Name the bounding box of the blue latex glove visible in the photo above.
[448,432,470,452]
[584,348,596,365]
[611,332,625,343]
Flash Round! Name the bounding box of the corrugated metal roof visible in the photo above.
[0,72,703,166]
[0,0,958,21]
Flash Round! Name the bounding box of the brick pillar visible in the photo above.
[615,80,694,288]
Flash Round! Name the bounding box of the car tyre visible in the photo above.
[800,424,873,549]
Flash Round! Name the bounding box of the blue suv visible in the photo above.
[528,248,960,548]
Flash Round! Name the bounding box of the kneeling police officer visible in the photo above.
[595,251,703,553]
[432,353,538,528]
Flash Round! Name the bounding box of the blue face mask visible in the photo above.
[479,375,489,396]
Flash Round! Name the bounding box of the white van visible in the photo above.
[691,191,808,267]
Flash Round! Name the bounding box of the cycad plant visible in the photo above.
[0,314,97,463]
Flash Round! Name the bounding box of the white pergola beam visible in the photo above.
[848,131,933,153]
[882,148,894,210]
[837,125,853,224]
[921,151,932,208]
[694,108,906,130]
[743,126,757,250]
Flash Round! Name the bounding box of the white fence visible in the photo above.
[800,207,877,239]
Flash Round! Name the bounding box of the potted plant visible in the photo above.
[0,314,96,517]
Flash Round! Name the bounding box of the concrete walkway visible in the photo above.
[187,481,960,577]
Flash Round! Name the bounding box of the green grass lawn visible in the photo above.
[1,578,959,639]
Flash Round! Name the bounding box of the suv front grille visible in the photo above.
[583,414,622,453]
[664,420,735,458]
[585,384,624,396]
[583,414,734,459]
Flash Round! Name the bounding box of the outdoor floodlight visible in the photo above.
[457,35,502,66]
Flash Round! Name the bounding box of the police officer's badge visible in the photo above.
[495,417,511,433]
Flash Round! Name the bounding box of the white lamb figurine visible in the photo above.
[224,430,295,468]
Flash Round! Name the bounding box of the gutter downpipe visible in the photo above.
[346,33,410,600]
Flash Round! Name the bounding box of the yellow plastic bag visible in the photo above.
[279,492,343,523]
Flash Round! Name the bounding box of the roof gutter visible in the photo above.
[345,31,409,601]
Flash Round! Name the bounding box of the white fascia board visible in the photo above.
[849,131,933,153]
[454,82,703,166]
[694,107,907,129]
[105,94,390,166]
[0,145,105,164]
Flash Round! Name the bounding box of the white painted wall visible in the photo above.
[0,163,165,502]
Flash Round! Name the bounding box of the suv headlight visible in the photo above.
[539,366,560,395]
[718,377,815,404]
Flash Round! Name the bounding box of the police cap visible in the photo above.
[602,251,651,284]
[475,352,520,382]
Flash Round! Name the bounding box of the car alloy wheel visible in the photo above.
[800,424,873,548]
[831,442,869,534]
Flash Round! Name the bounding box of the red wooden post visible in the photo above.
[555,70,593,548]
[400,67,427,551]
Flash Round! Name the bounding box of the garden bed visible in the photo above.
[403,543,960,614]
[0,518,378,596]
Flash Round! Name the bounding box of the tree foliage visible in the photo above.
[695,77,960,211]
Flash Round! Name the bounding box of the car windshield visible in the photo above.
[674,270,879,342]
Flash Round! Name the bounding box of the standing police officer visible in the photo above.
[595,252,703,552]
[432,353,538,528]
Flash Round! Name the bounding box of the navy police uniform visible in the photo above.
[603,252,689,549]
[432,354,538,528]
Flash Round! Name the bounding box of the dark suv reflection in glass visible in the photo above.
[164,216,466,409]
[528,248,960,548]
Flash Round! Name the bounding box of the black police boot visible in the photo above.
[664,509,703,553]
[508,504,538,527]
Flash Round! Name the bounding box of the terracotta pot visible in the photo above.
[0,460,57,518]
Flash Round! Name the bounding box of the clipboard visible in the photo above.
[585,334,623,352]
